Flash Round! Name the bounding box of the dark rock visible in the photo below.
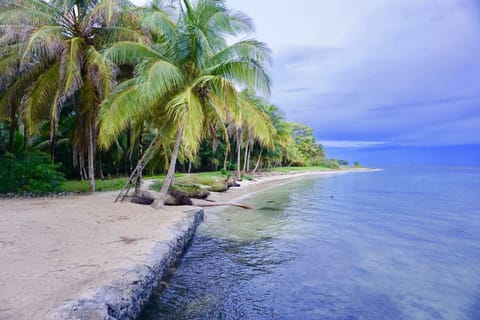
[164,190,193,206]
[189,190,210,199]
[131,196,154,205]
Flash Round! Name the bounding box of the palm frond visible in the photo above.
[136,57,184,105]
[165,87,204,155]
[60,37,84,99]
[192,74,238,117]
[103,41,162,65]
[142,5,177,40]
[88,0,121,27]
[206,39,272,69]
[0,52,21,90]
[0,7,57,27]
[21,63,61,135]
[98,80,143,149]
[98,26,148,46]
[238,94,275,148]
[86,46,115,100]
[20,26,64,67]
[208,59,271,96]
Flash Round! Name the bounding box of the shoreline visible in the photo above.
[0,167,375,320]
[208,167,380,204]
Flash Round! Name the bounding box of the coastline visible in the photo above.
[0,168,374,320]
[208,167,379,204]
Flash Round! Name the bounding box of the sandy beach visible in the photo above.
[0,168,372,320]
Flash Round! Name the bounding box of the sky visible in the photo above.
[131,0,480,165]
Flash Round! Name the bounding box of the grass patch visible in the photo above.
[149,171,227,193]
[62,177,127,193]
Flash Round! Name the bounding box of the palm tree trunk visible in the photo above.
[87,123,95,192]
[8,107,16,153]
[134,130,144,196]
[235,129,242,181]
[246,147,251,172]
[50,134,56,162]
[98,151,105,180]
[242,142,249,173]
[252,148,263,173]
[153,128,182,208]
[126,125,132,174]
[223,148,229,170]
[23,125,29,152]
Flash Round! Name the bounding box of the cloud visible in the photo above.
[258,0,480,147]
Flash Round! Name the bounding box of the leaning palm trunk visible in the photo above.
[223,148,229,170]
[87,123,95,192]
[235,129,243,181]
[242,142,249,173]
[153,128,183,208]
[252,148,263,173]
[134,131,144,196]
[8,107,15,153]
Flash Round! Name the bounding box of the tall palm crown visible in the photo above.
[99,0,274,204]
[0,0,143,191]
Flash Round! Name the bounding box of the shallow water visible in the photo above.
[140,167,480,319]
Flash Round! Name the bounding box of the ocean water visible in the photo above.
[139,167,480,320]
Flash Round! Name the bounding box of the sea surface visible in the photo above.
[139,167,480,320]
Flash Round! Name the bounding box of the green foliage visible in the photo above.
[318,159,340,169]
[271,165,334,173]
[289,122,326,166]
[0,152,65,195]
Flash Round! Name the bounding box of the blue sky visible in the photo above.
[133,0,480,164]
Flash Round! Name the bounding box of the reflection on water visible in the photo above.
[140,168,480,320]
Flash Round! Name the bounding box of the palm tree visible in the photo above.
[0,0,144,191]
[228,90,275,180]
[99,0,272,206]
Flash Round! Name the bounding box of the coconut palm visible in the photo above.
[0,0,145,191]
[98,0,272,206]
[228,90,275,180]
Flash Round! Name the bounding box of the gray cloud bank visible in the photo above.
[229,0,480,148]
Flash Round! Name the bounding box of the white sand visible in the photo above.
[0,192,195,320]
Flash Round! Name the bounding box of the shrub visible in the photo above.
[0,151,66,195]
[315,159,340,169]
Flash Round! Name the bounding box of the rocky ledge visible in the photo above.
[51,208,204,320]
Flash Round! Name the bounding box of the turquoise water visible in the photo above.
[140,167,480,319]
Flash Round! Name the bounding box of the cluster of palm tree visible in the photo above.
[0,0,329,203]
